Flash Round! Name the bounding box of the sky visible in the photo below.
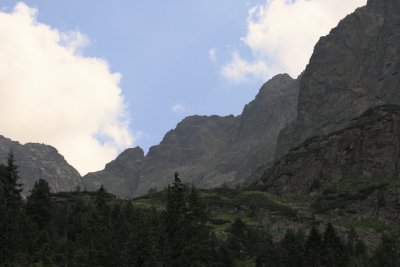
[0,0,367,175]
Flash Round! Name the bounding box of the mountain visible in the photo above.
[257,105,400,229]
[276,0,400,158]
[84,74,299,197]
[84,147,144,198]
[87,0,400,198]
[260,105,400,196]
[245,0,400,246]
[0,135,82,194]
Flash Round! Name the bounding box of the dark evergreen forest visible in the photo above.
[1,152,399,267]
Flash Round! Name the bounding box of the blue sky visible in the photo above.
[0,0,366,173]
[2,0,266,149]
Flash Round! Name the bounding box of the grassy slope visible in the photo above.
[131,178,400,246]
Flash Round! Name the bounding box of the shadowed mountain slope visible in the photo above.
[84,74,299,197]
[277,0,400,158]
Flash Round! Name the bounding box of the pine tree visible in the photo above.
[304,226,323,267]
[25,179,57,265]
[26,179,53,229]
[227,218,250,261]
[89,185,114,266]
[280,229,305,267]
[254,229,278,267]
[322,223,349,267]
[0,151,24,265]
[164,172,188,264]
[181,186,211,265]
[163,173,213,266]
[346,228,368,266]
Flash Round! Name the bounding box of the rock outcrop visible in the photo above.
[260,105,400,197]
[276,0,400,158]
[84,147,145,198]
[0,135,82,194]
[84,74,299,197]
[259,105,400,226]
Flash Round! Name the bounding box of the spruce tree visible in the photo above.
[322,223,349,267]
[280,229,305,267]
[25,179,57,265]
[227,218,250,261]
[164,172,188,264]
[0,151,23,265]
[304,226,323,267]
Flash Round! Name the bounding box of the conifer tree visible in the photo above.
[280,229,305,267]
[322,223,349,267]
[25,179,57,265]
[26,179,53,229]
[227,218,250,261]
[164,172,188,264]
[0,151,23,265]
[304,225,323,267]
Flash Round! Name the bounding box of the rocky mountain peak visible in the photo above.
[106,147,144,167]
[0,135,82,194]
[84,73,299,197]
[276,0,400,158]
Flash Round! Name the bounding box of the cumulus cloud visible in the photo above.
[221,52,269,83]
[171,104,185,114]
[0,3,134,174]
[221,0,367,82]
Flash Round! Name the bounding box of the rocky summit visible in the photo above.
[277,0,400,158]
[0,135,82,194]
[84,74,299,197]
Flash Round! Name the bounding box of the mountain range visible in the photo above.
[3,0,400,201]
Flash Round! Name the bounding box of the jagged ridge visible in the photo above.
[0,135,82,194]
[84,74,299,197]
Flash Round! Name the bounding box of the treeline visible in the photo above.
[1,153,400,266]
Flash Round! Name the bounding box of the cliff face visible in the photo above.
[277,0,400,158]
[258,105,400,226]
[261,105,400,196]
[84,147,144,198]
[84,74,299,197]
[0,135,81,194]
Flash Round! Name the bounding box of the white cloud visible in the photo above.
[209,48,217,63]
[171,104,185,114]
[222,0,367,82]
[0,3,134,175]
[221,52,269,83]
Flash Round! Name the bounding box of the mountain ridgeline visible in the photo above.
[2,0,400,202]
[84,0,400,197]
[84,74,299,197]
